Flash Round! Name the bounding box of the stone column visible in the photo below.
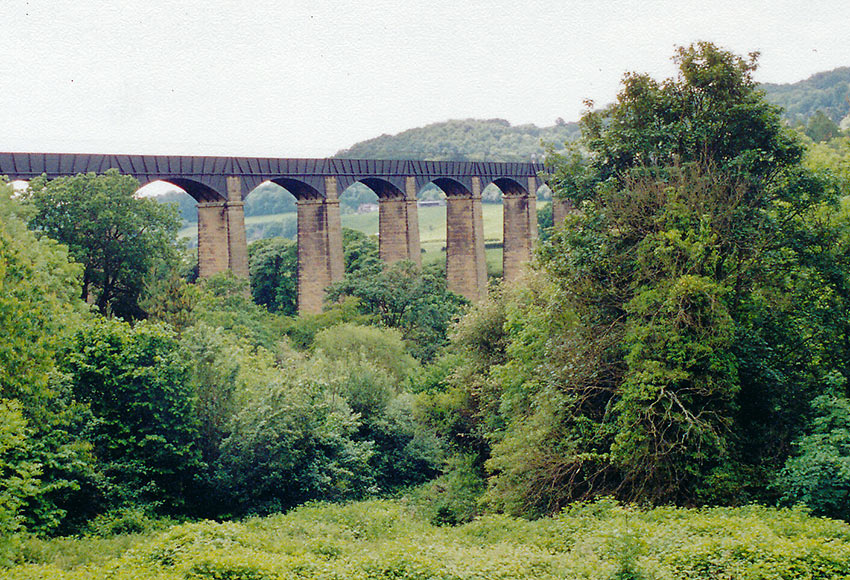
[225,176,249,278]
[502,192,531,283]
[552,197,572,226]
[296,177,345,314]
[446,177,487,302]
[378,176,422,266]
[297,198,330,314]
[324,177,344,284]
[405,176,422,265]
[197,201,229,278]
[379,197,410,264]
[527,176,539,243]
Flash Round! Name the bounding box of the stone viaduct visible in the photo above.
[0,152,568,312]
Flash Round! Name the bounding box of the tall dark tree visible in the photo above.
[25,170,181,319]
[436,43,849,515]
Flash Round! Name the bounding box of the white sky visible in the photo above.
[3,0,850,158]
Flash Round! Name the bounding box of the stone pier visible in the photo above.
[196,176,249,279]
[296,176,344,314]
[446,177,487,302]
[552,197,572,226]
[502,177,539,282]
[378,176,421,265]
[197,201,230,278]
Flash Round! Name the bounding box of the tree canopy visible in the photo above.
[25,170,181,319]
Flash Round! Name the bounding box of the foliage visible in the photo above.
[248,237,297,315]
[214,376,375,514]
[0,400,41,539]
[0,182,99,536]
[419,43,850,515]
[409,454,486,525]
[777,391,850,520]
[326,260,468,361]
[60,318,203,511]
[342,227,380,273]
[192,273,284,351]
[6,500,850,579]
[336,117,578,161]
[283,297,372,350]
[804,110,843,142]
[761,66,850,125]
[25,170,182,319]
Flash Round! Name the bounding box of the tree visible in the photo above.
[61,319,203,511]
[326,260,468,360]
[25,170,182,319]
[434,43,848,514]
[0,181,98,534]
[248,237,298,315]
[805,110,842,142]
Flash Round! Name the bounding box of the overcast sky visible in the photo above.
[3,0,850,158]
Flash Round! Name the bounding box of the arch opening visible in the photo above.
[243,181,299,243]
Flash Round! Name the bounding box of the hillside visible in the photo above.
[761,67,850,125]
[334,117,579,161]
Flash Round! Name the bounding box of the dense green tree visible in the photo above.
[25,170,182,319]
[326,260,468,360]
[428,43,849,515]
[214,376,374,514]
[805,110,843,142]
[193,273,284,351]
[342,227,380,273]
[0,182,99,534]
[61,319,203,510]
[777,388,850,520]
[248,237,297,315]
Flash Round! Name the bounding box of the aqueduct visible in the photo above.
[0,153,571,312]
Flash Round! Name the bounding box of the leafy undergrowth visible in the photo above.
[5,499,850,579]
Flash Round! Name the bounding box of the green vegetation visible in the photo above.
[7,500,850,579]
[761,66,850,126]
[335,117,578,161]
[6,43,850,577]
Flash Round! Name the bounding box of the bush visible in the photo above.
[776,394,850,520]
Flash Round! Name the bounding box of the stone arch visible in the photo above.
[431,177,472,198]
[270,177,324,200]
[136,176,225,203]
[358,177,404,199]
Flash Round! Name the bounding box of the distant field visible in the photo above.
[179,202,549,277]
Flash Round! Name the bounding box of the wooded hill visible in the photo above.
[334,118,579,162]
[761,66,850,126]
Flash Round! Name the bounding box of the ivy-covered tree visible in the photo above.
[431,43,849,515]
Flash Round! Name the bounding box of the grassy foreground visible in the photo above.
[6,499,850,579]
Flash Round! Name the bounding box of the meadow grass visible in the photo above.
[6,498,850,579]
